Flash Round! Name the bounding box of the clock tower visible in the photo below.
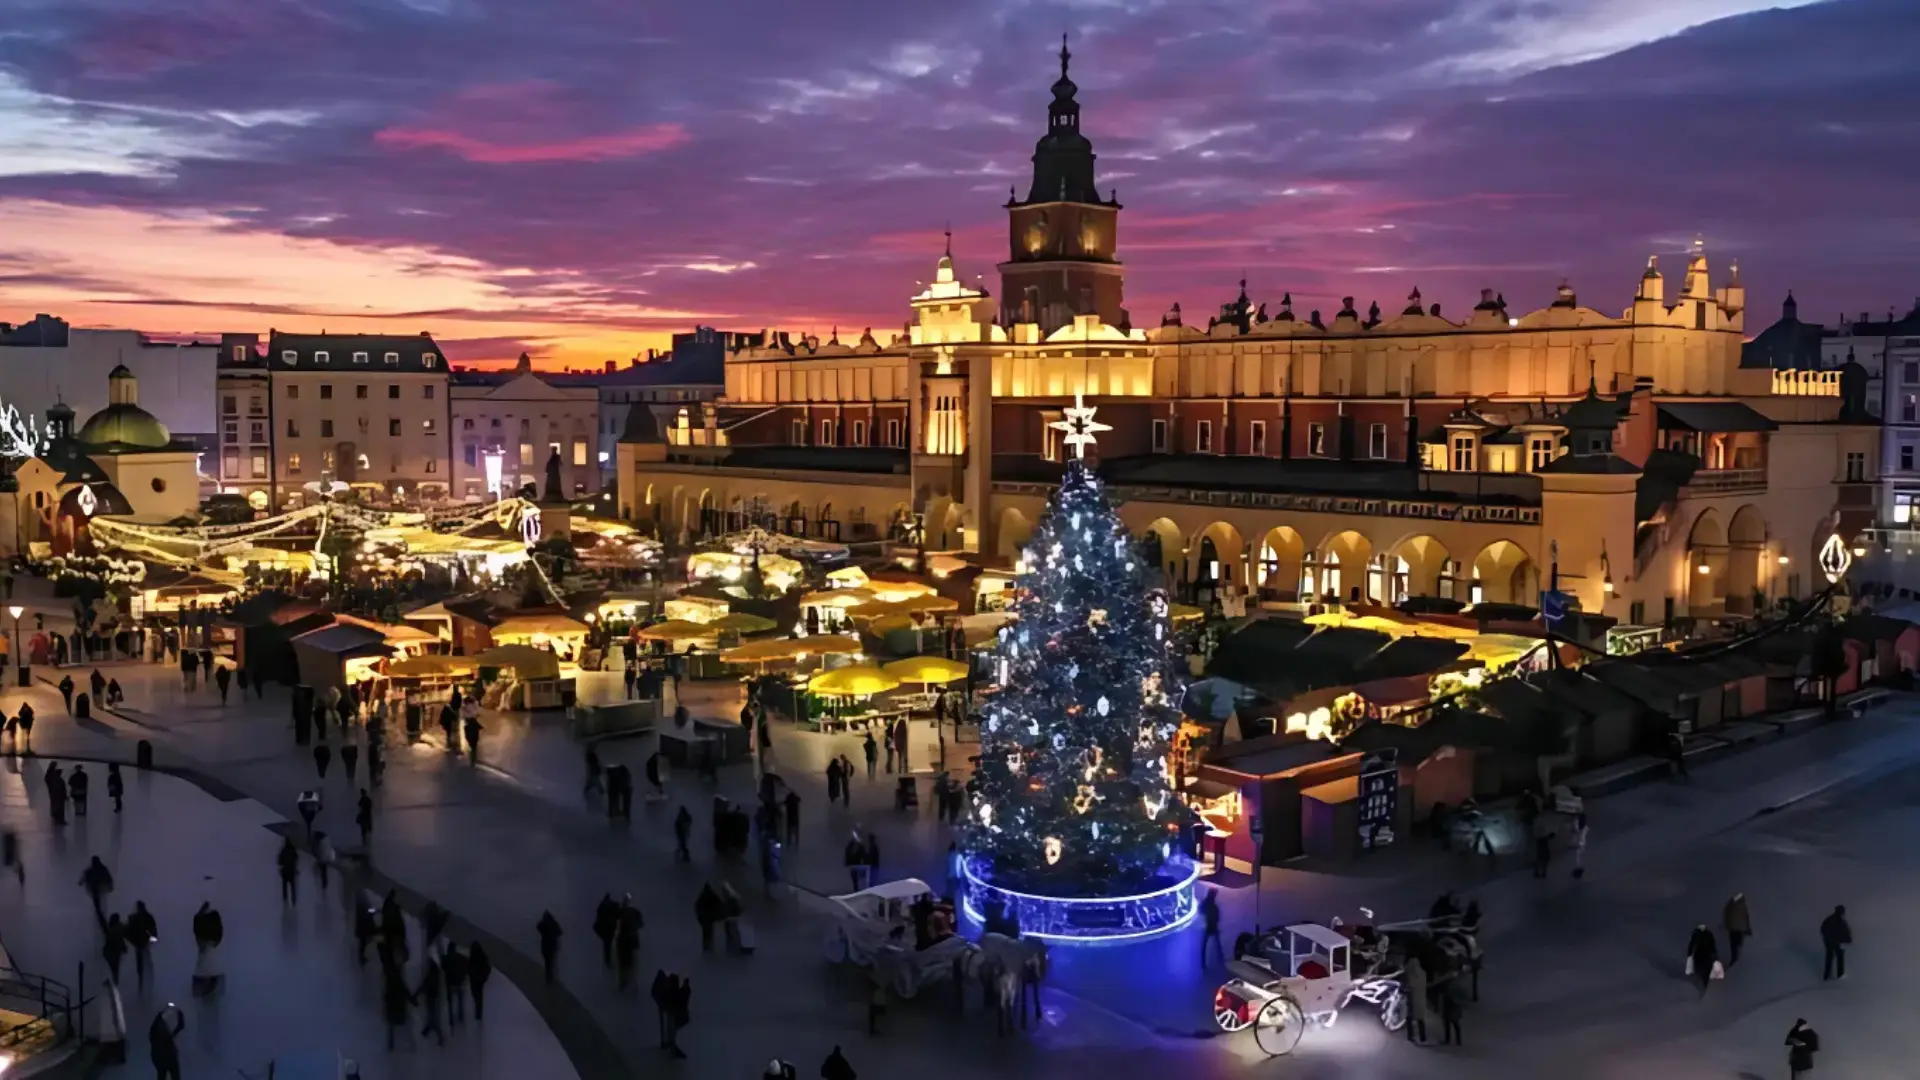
[999,37,1127,334]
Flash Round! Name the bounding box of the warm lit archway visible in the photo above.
[1139,518,1185,588]
[1189,522,1246,591]
[998,507,1033,563]
[1686,508,1726,615]
[1471,540,1538,606]
[1311,530,1374,603]
[1255,527,1305,600]
[1726,504,1766,614]
[1389,534,1453,601]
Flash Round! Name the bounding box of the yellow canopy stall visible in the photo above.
[825,566,870,589]
[637,620,718,643]
[881,656,968,686]
[388,655,477,678]
[473,644,562,680]
[720,635,863,664]
[808,665,900,697]
[709,612,779,635]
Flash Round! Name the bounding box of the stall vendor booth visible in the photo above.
[290,622,393,695]
[1195,735,1362,870]
[472,644,572,710]
[491,612,591,661]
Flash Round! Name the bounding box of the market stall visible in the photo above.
[472,643,571,710]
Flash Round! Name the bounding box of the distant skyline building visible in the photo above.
[0,314,218,453]
[547,326,748,476]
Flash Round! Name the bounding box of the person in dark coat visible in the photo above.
[536,911,562,983]
[277,836,300,904]
[593,894,619,967]
[57,674,74,714]
[80,855,113,920]
[826,758,843,805]
[126,900,158,983]
[863,732,878,778]
[1199,888,1223,966]
[1402,955,1430,1044]
[413,956,446,1045]
[584,747,604,797]
[1820,905,1851,980]
[215,664,232,703]
[341,742,359,782]
[355,906,378,964]
[1687,923,1718,994]
[438,703,457,749]
[380,890,407,959]
[615,899,642,992]
[784,789,801,846]
[650,969,674,1047]
[1723,893,1752,965]
[695,885,724,953]
[313,741,331,779]
[356,789,374,848]
[15,703,32,751]
[1438,973,1467,1045]
[820,1045,857,1080]
[442,944,470,1026]
[68,765,89,816]
[382,967,412,1049]
[107,763,124,813]
[666,974,691,1059]
[1786,1018,1819,1079]
[89,668,106,703]
[46,764,67,825]
[673,806,693,862]
[468,942,493,1020]
[149,1005,185,1080]
[102,912,127,981]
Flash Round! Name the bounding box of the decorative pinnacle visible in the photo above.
[1060,33,1071,78]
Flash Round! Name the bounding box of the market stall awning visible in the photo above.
[709,612,779,635]
[721,635,862,663]
[799,588,875,609]
[809,665,900,697]
[493,613,591,639]
[472,644,562,679]
[881,656,969,685]
[290,622,392,660]
[388,655,476,678]
[637,620,718,642]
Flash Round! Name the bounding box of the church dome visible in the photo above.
[76,366,172,452]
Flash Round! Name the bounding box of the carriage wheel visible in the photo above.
[1380,991,1407,1032]
[823,929,849,963]
[1213,993,1253,1033]
[1252,996,1304,1056]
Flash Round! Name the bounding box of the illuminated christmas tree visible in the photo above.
[963,397,1193,913]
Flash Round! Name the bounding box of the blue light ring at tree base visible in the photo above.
[960,855,1200,944]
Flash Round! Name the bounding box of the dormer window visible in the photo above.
[314,351,329,364]
[1450,434,1475,472]
[422,353,438,368]
[353,351,368,364]
[1528,436,1556,471]
[384,352,400,364]
[281,350,297,364]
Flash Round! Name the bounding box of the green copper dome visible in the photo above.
[76,364,172,451]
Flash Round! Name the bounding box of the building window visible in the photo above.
[388,385,399,399]
[286,384,299,399]
[850,420,865,446]
[321,451,334,471]
[424,385,436,400]
[232,346,248,363]
[1250,421,1267,456]
[1904,445,1915,472]
[315,351,329,364]
[222,422,238,444]
[423,418,437,434]
[357,416,369,434]
[1151,419,1168,453]
[222,447,239,478]
[1846,451,1866,482]
[222,395,237,416]
[286,419,300,438]
[287,453,302,474]
[384,352,399,364]
[249,395,263,416]
[792,420,806,445]
[463,444,477,467]
[885,419,902,447]
[389,419,401,436]
[1308,422,1327,457]
[1450,435,1475,472]
[281,350,297,364]
[1195,420,1213,454]
[425,458,438,473]
[250,451,268,479]
[1371,423,1389,460]
[1905,361,1919,384]
[820,419,836,445]
[356,384,368,399]
[320,419,334,438]
[353,351,368,364]
[1905,395,1917,423]
[423,353,438,368]
[320,384,332,400]
[249,421,265,443]
[1896,491,1920,524]
[572,438,588,466]
[462,418,474,430]
[1529,436,1554,471]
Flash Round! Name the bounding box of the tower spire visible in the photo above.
[1060,32,1071,79]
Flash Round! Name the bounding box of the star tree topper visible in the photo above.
[1048,392,1111,460]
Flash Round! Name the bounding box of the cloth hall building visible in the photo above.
[617,44,1878,629]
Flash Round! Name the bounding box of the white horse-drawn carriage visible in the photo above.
[821,878,975,998]
[1212,923,1407,1055]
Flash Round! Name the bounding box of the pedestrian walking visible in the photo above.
[356,789,374,848]
[1438,973,1466,1045]
[341,742,359,782]
[58,674,74,714]
[277,836,300,903]
[107,763,124,813]
[650,970,673,1047]
[468,942,493,1020]
[313,741,332,779]
[442,943,469,1027]
[1570,811,1589,879]
[615,899,642,992]
[695,884,723,953]
[1199,887,1223,966]
[46,763,68,825]
[148,1005,185,1080]
[380,890,407,962]
[1820,905,1851,980]
[438,702,457,749]
[1531,814,1553,878]
[80,855,114,921]
[127,901,157,983]
[296,788,321,837]
[191,901,225,995]
[414,957,446,1045]
[826,757,843,806]
[673,805,693,862]
[863,732,878,778]
[89,668,106,703]
[313,831,334,891]
[844,833,868,892]
[1785,1018,1820,1079]
[215,664,231,703]
[883,729,895,773]
[585,747,603,797]
[594,894,619,967]
[355,906,377,964]
[864,831,880,879]
[821,1045,857,1080]
[1724,892,1752,965]
[106,678,122,706]
[840,755,854,805]
[69,764,89,817]
[15,703,32,752]
[102,912,127,982]
[536,911,562,984]
[784,789,800,846]
[463,712,481,765]
[1403,955,1430,1044]
[1667,730,1690,780]
[1686,923,1719,995]
[382,968,411,1050]
[667,974,691,1059]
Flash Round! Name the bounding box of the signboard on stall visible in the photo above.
[1357,748,1399,851]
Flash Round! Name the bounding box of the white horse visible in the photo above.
[976,932,1048,1028]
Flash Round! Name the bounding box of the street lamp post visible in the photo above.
[9,604,25,688]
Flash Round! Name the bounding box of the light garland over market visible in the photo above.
[959,402,1197,942]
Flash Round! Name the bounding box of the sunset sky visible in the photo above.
[2,0,1915,370]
